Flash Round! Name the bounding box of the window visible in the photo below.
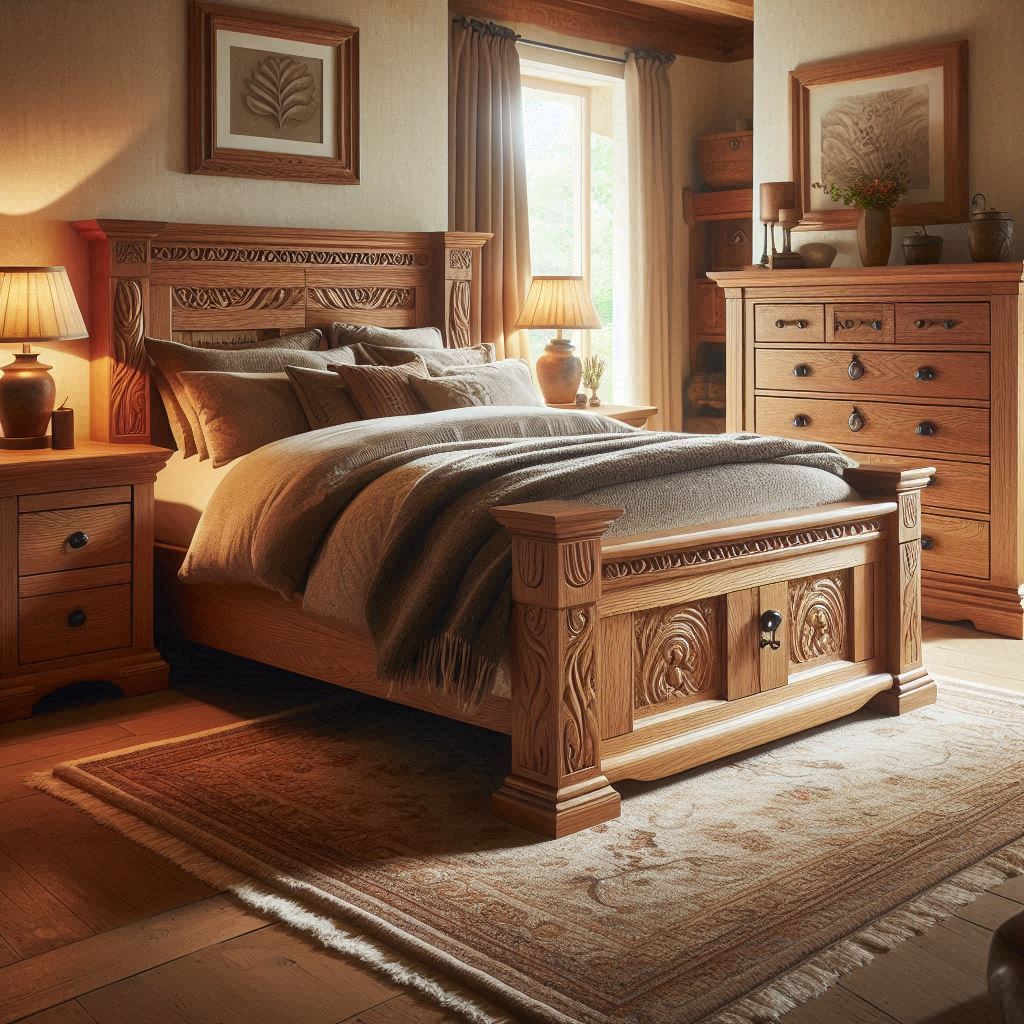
[521,67,627,401]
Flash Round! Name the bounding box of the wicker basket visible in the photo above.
[687,372,727,412]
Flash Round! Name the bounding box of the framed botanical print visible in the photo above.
[190,2,358,184]
[790,40,967,229]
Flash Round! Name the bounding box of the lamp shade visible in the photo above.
[0,266,88,342]
[759,181,798,223]
[515,276,602,330]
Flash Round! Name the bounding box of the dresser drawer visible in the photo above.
[825,303,894,343]
[754,304,825,342]
[755,348,990,401]
[895,303,990,344]
[845,452,989,514]
[921,515,989,579]
[19,504,131,577]
[755,396,989,456]
[18,584,132,665]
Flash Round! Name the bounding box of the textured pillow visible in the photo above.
[412,360,543,411]
[330,357,429,418]
[329,323,444,350]
[145,332,356,459]
[176,372,310,468]
[285,365,362,430]
[356,342,496,374]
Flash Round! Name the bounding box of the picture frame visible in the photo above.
[190,2,358,185]
[790,40,968,229]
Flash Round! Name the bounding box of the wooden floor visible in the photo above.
[0,620,1019,1024]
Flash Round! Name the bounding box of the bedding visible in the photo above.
[411,359,543,410]
[355,342,496,372]
[285,365,362,430]
[329,323,444,350]
[154,449,232,547]
[330,357,430,417]
[181,408,855,707]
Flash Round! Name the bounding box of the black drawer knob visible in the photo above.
[793,364,812,377]
[759,609,784,650]
[848,407,865,432]
[916,421,938,437]
[841,319,855,329]
[67,609,87,628]
[915,366,936,382]
[66,531,89,550]
[920,536,935,551]
[914,318,928,329]
[868,319,883,331]
[791,414,809,428]
[847,355,865,380]
[942,319,956,330]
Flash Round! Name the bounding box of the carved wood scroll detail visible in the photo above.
[563,542,595,588]
[789,572,849,665]
[901,542,923,665]
[562,606,598,774]
[518,540,544,589]
[172,287,302,311]
[899,492,920,530]
[114,241,146,264]
[448,249,472,270]
[308,286,414,311]
[448,279,472,348]
[111,279,147,438]
[603,522,881,581]
[634,599,721,710]
[151,245,428,266]
[514,605,552,776]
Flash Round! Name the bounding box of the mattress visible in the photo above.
[154,450,233,548]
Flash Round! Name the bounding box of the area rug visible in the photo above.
[32,679,1024,1024]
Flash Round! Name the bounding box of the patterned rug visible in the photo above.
[33,680,1024,1024]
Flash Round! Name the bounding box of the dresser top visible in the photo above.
[709,262,1024,289]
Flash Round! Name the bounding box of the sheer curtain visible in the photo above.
[625,49,677,430]
[449,16,532,359]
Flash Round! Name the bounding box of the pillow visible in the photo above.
[411,360,543,411]
[329,323,444,350]
[285,365,362,430]
[145,332,356,459]
[176,372,310,468]
[330,357,429,418]
[355,342,496,374]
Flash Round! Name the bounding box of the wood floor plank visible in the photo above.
[909,916,995,985]
[17,1001,99,1024]
[0,896,265,1024]
[955,891,1024,931]
[0,744,132,805]
[778,983,899,1024]
[338,991,468,1024]
[0,932,19,970]
[0,725,134,771]
[991,873,1024,904]
[79,977,192,1024]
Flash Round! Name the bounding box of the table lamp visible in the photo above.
[515,276,602,404]
[0,267,88,449]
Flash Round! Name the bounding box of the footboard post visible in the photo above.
[844,464,937,715]
[490,501,624,838]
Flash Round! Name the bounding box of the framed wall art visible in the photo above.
[190,2,358,184]
[790,40,968,229]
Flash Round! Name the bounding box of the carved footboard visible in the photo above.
[492,465,935,838]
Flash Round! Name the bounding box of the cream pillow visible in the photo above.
[177,372,310,468]
[330,358,429,418]
[329,323,444,350]
[355,342,496,374]
[411,360,543,411]
[285,365,362,430]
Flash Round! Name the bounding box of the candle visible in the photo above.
[51,404,74,450]
[760,181,798,223]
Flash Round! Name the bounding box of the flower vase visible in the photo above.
[857,207,892,267]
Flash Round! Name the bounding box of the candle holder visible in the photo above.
[759,182,799,268]
[767,207,807,269]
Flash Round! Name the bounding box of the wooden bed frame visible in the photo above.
[77,219,937,838]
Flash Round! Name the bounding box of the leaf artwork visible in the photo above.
[244,55,318,130]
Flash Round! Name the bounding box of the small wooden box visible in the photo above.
[698,130,753,190]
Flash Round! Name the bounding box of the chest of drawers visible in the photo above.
[710,264,1024,639]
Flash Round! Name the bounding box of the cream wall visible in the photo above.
[754,0,1024,266]
[0,0,449,436]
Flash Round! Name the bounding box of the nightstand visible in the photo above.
[0,442,172,722]
[548,403,659,429]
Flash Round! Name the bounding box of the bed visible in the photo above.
[75,219,937,838]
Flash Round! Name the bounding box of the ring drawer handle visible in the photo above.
[942,319,956,329]
[920,536,935,551]
[729,138,741,151]
[915,366,936,382]
[915,421,938,436]
[848,407,865,432]
[793,364,812,377]
[66,531,89,550]
[914,318,928,329]
[759,609,783,650]
[847,355,865,380]
[792,414,809,428]
[775,318,808,329]
[67,609,87,628]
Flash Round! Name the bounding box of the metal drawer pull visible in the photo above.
[841,319,855,329]
[67,609,87,628]
[848,407,865,432]
[942,319,956,329]
[837,318,883,331]
[791,414,809,427]
[914,318,928,328]
[66,530,89,550]
[775,318,808,329]
[915,421,938,436]
[868,319,883,330]
[793,364,812,377]
[847,355,865,380]
[759,609,783,650]
[920,536,935,551]
[914,318,958,330]
[915,366,936,381]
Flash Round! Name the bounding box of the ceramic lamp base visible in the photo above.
[535,337,583,405]
[0,435,50,450]
[0,350,56,449]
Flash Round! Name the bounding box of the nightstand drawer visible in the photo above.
[18,584,132,664]
[754,304,825,342]
[19,504,131,576]
[921,515,989,579]
[895,303,990,344]
[826,303,894,343]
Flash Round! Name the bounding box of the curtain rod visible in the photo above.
[518,37,627,65]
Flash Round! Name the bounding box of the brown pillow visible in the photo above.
[177,372,310,468]
[330,357,429,418]
[355,342,496,374]
[412,359,543,411]
[329,323,444,350]
[285,365,362,430]
[145,332,355,459]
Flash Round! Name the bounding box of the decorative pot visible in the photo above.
[798,242,837,268]
[968,193,1014,262]
[857,207,892,267]
[535,337,582,405]
[902,226,943,265]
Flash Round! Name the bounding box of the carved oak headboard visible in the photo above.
[72,220,490,444]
